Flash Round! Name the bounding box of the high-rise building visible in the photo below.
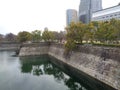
[66,9,78,26]
[79,0,102,23]
[92,5,120,21]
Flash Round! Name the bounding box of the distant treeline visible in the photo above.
[1,19,120,47]
[0,28,66,43]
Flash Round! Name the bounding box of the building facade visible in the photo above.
[66,9,78,26]
[92,5,120,21]
[79,0,102,23]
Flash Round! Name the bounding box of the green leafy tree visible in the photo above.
[66,22,86,44]
[109,19,120,43]
[31,30,41,42]
[84,23,95,43]
[17,31,32,43]
[95,22,108,43]
[42,28,54,42]
[64,39,76,52]
[65,22,87,52]
[95,21,117,43]
[75,22,86,43]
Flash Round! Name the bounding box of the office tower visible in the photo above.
[92,5,120,21]
[79,0,102,23]
[66,9,78,26]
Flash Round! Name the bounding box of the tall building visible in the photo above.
[79,0,102,23]
[92,5,120,21]
[66,9,78,26]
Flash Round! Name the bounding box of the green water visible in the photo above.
[0,51,115,90]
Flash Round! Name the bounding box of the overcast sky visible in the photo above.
[0,0,120,35]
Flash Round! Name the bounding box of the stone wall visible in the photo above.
[0,42,20,51]
[19,43,120,90]
[19,43,49,56]
[49,44,120,90]
[77,45,120,62]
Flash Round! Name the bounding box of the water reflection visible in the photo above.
[0,51,115,90]
[20,56,87,90]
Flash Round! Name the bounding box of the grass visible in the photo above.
[92,43,120,48]
[76,41,120,48]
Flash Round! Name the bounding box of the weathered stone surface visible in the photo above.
[0,43,20,51]
[19,43,120,90]
[19,46,49,56]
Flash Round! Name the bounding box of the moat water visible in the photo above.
[0,51,115,90]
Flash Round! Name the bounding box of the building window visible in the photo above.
[106,16,108,18]
[110,15,113,17]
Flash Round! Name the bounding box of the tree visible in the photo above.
[75,22,86,43]
[64,39,76,52]
[110,19,120,43]
[5,33,17,42]
[50,31,66,42]
[42,29,54,42]
[84,23,95,43]
[66,22,86,44]
[59,31,66,42]
[65,22,86,52]
[31,30,41,42]
[95,22,108,43]
[95,21,117,43]
[65,19,120,46]
[51,31,59,41]
[0,34,4,42]
[17,31,32,43]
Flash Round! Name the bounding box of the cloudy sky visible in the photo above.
[0,0,120,35]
